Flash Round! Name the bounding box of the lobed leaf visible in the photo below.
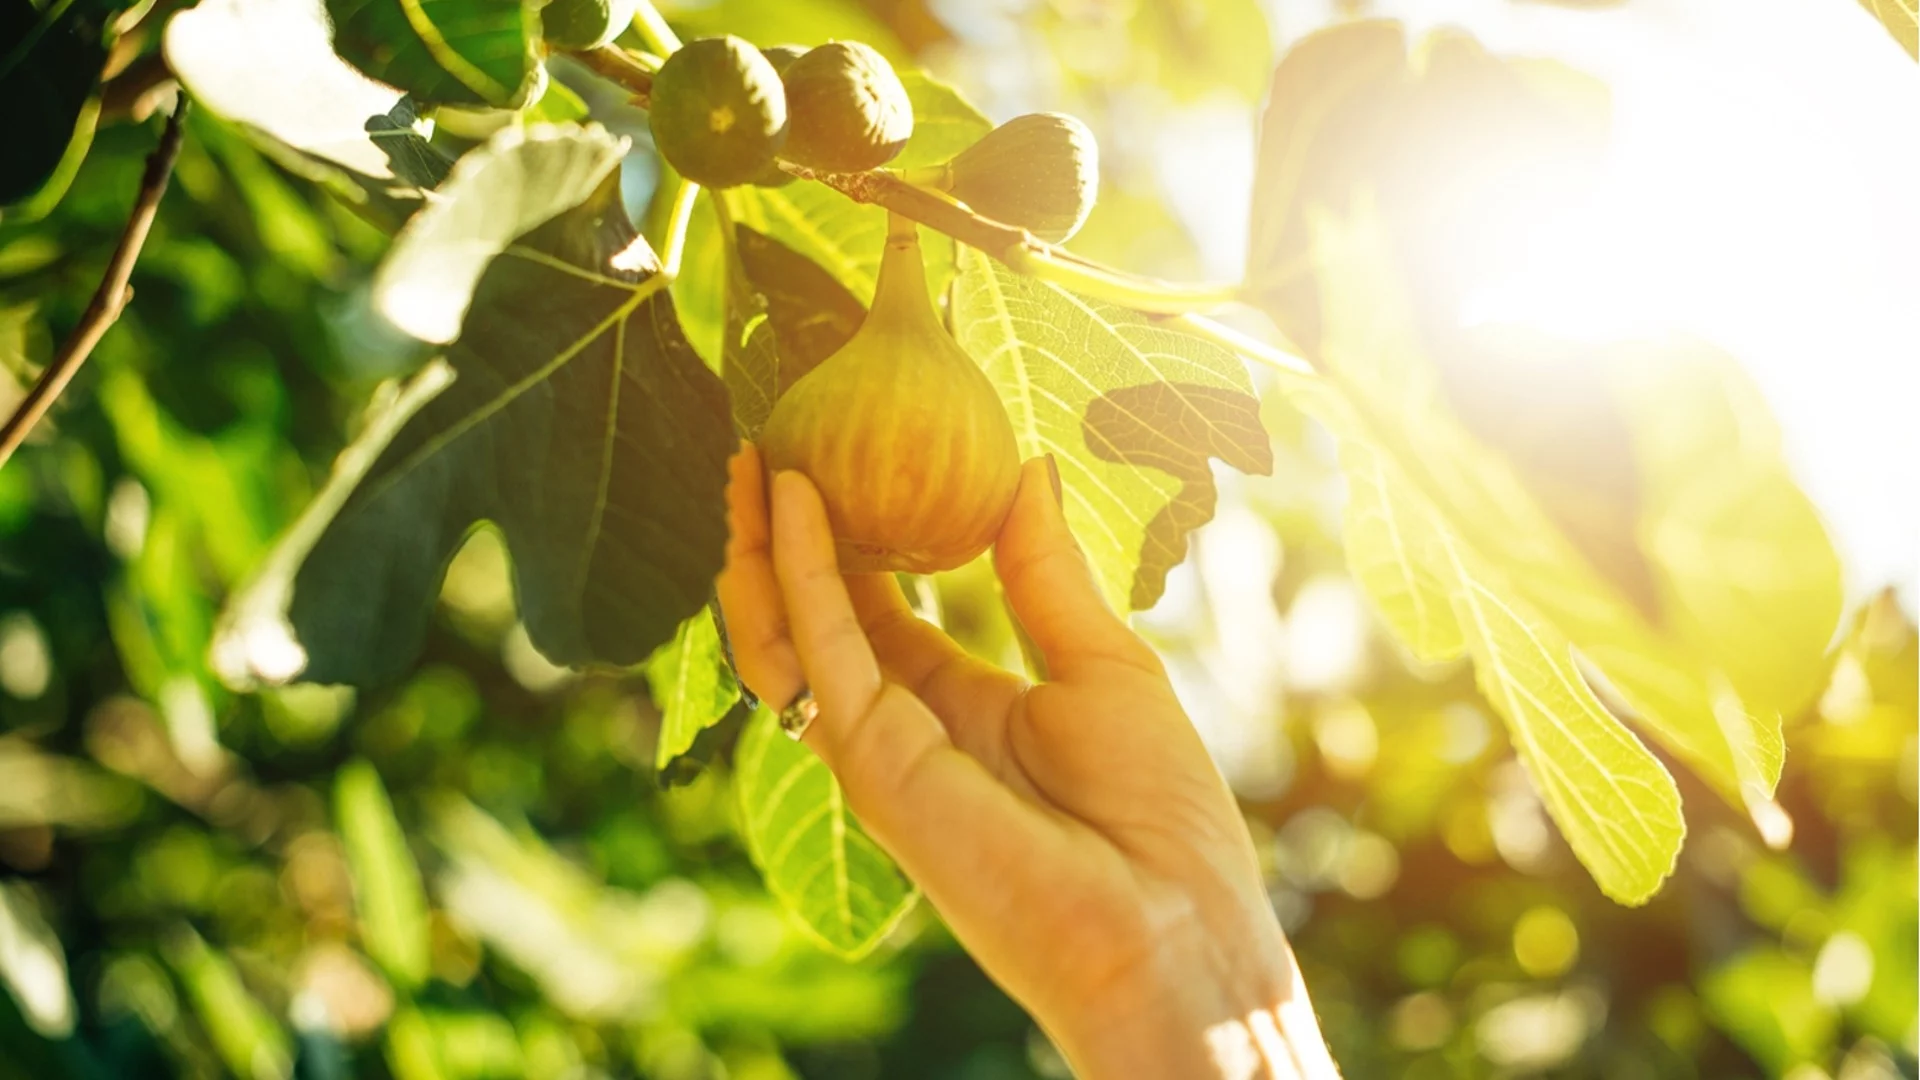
[1270,203,1841,895]
[949,251,1270,610]
[733,708,917,959]
[372,124,630,344]
[216,129,734,688]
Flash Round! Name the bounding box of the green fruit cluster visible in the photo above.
[648,37,916,188]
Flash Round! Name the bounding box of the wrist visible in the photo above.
[1047,917,1338,1079]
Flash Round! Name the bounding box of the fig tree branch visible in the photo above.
[576,46,654,105]
[0,100,189,469]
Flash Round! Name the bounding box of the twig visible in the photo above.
[575,46,654,105]
[0,100,189,468]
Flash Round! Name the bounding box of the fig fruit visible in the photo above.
[761,216,1020,573]
[540,0,637,50]
[778,41,914,173]
[944,113,1099,243]
[649,36,788,188]
[760,44,808,73]
[748,46,809,187]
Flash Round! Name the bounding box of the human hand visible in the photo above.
[716,445,1338,1079]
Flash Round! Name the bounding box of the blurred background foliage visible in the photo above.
[1,0,1915,1078]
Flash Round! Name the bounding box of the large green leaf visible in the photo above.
[645,608,741,772]
[372,124,630,343]
[1245,24,1840,848]
[215,128,735,688]
[1270,206,1840,896]
[335,759,432,991]
[325,0,542,107]
[0,0,112,211]
[166,0,448,206]
[733,707,917,959]
[949,250,1270,611]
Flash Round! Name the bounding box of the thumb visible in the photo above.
[992,457,1161,679]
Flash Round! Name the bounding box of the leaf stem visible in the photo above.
[0,100,188,468]
[629,1,682,55]
[659,175,700,279]
[1164,313,1317,378]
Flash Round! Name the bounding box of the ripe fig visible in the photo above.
[944,113,1099,243]
[761,216,1020,573]
[778,41,914,172]
[649,36,788,188]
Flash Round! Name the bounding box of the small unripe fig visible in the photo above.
[778,41,914,173]
[649,36,788,188]
[760,44,807,73]
[749,46,809,187]
[540,0,637,50]
[761,216,1020,573]
[945,113,1099,243]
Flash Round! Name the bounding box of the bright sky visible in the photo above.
[1166,0,1919,605]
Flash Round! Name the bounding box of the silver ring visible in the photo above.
[778,687,818,741]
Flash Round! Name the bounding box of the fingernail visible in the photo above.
[1044,454,1064,508]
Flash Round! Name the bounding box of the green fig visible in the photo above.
[648,36,788,188]
[944,113,1099,243]
[748,46,810,187]
[761,216,1020,573]
[778,41,914,173]
[760,44,807,73]
[540,0,637,50]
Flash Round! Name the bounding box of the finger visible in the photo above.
[765,473,1071,909]
[845,576,1024,719]
[844,575,1026,772]
[715,445,804,707]
[768,470,888,726]
[994,458,1161,678]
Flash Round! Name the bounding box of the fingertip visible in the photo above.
[725,444,769,555]
[1000,457,1076,560]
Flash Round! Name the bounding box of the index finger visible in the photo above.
[715,445,806,708]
